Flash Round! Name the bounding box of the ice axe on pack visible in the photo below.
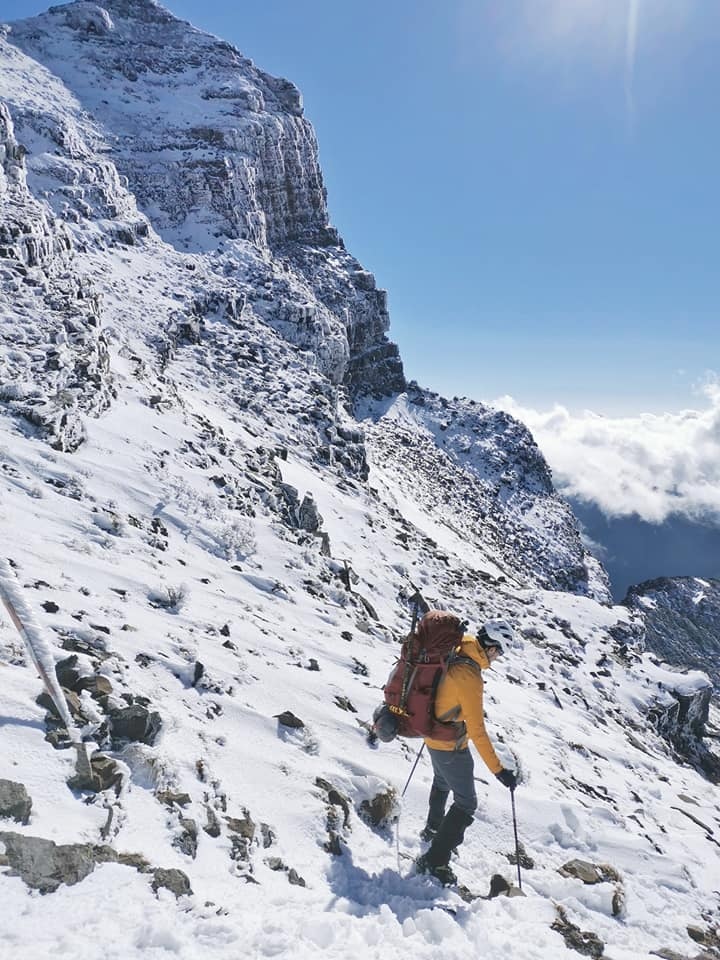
[0,557,93,784]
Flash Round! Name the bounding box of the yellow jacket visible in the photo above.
[424,635,503,774]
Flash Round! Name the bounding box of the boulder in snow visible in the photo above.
[0,780,32,824]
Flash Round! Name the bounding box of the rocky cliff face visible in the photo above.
[0,91,114,451]
[625,576,720,694]
[5,0,404,399]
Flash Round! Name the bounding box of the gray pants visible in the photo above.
[427,746,477,820]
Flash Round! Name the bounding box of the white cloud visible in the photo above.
[495,377,720,524]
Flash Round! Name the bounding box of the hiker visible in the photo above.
[416,619,517,885]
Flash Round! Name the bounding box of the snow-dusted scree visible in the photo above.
[0,4,719,959]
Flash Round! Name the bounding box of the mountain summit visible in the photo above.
[1,5,718,958]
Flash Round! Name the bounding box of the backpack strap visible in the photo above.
[447,652,483,677]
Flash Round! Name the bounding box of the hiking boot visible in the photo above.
[422,803,473,871]
[420,825,458,856]
[416,854,457,886]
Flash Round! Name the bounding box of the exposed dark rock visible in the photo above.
[116,852,151,871]
[507,841,535,870]
[334,695,356,713]
[315,778,351,829]
[265,856,305,886]
[203,806,221,838]
[37,688,86,723]
[108,704,162,746]
[298,493,322,533]
[287,868,306,887]
[356,594,379,621]
[225,810,255,840]
[687,924,720,950]
[76,675,113,702]
[60,633,110,661]
[274,710,304,729]
[359,786,397,828]
[173,818,198,858]
[558,859,604,884]
[151,867,192,898]
[67,754,123,793]
[324,833,342,856]
[487,874,511,898]
[648,679,720,784]
[55,655,82,690]
[0,780,32,824]
[260,823,275,848]
[551,906,604,958]
[0,832,98,893]
[156,790,191,809]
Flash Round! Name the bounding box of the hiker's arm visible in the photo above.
[456,667,503,774]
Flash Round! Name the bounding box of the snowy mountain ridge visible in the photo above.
[0,4,719,959]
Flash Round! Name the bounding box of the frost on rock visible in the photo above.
[50,2,115,35]
[0,99,115,450]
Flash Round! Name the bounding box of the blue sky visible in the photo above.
[4,1,720,415]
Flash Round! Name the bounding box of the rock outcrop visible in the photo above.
[624,577,720,694]
[0,95,114,450]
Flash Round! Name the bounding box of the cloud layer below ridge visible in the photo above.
[496,380,720,524]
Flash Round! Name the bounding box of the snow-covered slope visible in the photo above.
[1,5,719,960]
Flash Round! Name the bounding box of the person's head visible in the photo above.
[476,619,514,661]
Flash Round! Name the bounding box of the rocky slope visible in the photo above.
[0,0,602,596]
[0,4,719,960]
[625,577,720,694]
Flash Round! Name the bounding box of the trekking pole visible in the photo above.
[510,788,522,890]
[402,743,425,798]
[396,742,425,873]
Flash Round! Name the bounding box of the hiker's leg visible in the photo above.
[421,750,476,872]
[429,747,477,817]
[425,748,450,833]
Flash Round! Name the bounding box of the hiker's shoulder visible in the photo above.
[448,640,484,680]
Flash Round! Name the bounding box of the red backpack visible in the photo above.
[374,610,468,742]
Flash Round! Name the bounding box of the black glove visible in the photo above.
[496,768,517,791]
